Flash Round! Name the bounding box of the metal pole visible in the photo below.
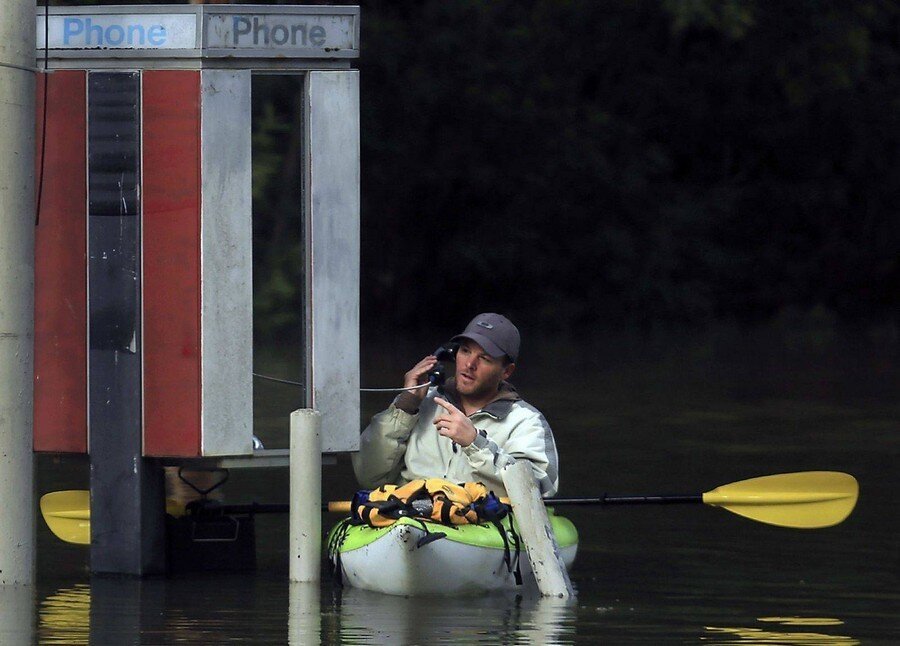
[290,409,322,582]
[0,0,36,585]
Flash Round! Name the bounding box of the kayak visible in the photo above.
[326,512,578,596]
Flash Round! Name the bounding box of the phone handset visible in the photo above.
[427,341,459,388]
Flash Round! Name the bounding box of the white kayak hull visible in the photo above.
[332,518,578,596]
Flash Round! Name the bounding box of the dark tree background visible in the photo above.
[352,0,899,337]
[58,0,900,340]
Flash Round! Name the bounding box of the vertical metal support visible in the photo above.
[0,0,36,586]
[304,71,360,454]
[200,69,253,456]
[289,409,322,582]
[88,72,164,575]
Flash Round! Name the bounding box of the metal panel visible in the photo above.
[33,70,88,453]
[87,71,166,574]
[200,69,253,456]
[142,70,202,457]
[304,71,360,453]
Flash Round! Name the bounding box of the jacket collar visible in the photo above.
[441,379,521,420]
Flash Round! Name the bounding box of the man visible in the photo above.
[352,313,559,497]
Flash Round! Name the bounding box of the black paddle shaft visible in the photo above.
[545,495,703,506]
[188,495,704,516]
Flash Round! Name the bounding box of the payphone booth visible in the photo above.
[34,5,360,574]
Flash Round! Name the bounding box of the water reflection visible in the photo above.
[39,578,235,644]
[289,582,321,644]
[705,616,858,645]
[90,578,166,645]
[324,587,576,645]
[38,584,88,644]
[0,585,36,645]
[757,617,846,626]
[39,579,578,644]
[38,580,158,645]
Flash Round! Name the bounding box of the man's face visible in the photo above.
[454,339,515,400]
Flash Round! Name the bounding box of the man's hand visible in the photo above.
[403,355,438,404]
[433,397,478,447]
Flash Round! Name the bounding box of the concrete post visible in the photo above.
[0,0,36,586]
[289,409,322,582]
[502,460,574,598]
[0,585,34,642]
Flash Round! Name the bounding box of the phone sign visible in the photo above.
[38,15,197,50]
[205,14,356,50]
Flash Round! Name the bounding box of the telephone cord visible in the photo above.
[253,372,429,393]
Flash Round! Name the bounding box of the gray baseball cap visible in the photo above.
[451,313,520,363]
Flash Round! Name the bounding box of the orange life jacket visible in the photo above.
[352,479,505,528]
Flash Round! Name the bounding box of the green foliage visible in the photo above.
[664,0,757,41]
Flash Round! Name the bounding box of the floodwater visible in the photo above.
[24,328,900,643]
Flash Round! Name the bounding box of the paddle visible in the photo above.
[39,491,293,546]
[327,472,859,530]
[40,471,857,545]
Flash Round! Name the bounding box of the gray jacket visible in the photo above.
[351,380,559,497]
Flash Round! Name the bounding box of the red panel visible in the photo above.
[34,71,88,453]
[141,71,202,456]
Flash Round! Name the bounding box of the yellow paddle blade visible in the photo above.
[40,490,187,546]
[40,491,91,545]
[702,471,858,529]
